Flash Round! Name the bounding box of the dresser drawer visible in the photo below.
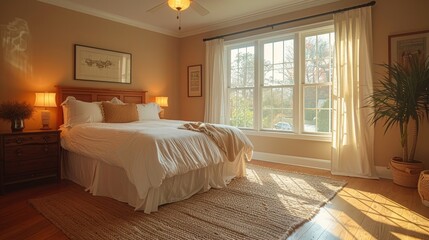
[4,167,57,183]
[4,143,58,161]
[4,133,58,147]
[4,157,57,177]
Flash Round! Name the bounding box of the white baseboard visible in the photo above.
[252,151,331,170]
[252,151,392,179]
[375,166,392,179]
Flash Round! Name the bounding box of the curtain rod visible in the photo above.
[203,1,376,42]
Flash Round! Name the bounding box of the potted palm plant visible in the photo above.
[0,101,34,132]
[368,53,429,188]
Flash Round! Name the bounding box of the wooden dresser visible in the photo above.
[0,130,61,194]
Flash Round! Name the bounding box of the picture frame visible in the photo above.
[188,64,202,97]
[388,30,429,65]
[74,44,132,84]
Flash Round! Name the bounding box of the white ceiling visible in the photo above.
[38,0,340,38]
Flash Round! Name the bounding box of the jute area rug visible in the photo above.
[29,164,346,240]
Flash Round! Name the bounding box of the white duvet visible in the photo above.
[61,120,253,200]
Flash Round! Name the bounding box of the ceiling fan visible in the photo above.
[147,0,210,16]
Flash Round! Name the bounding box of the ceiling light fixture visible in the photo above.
[167,0,191,30]
[168,0,191,11]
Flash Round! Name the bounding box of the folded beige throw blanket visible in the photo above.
[182,122,253,162]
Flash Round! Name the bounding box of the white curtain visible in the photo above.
[204,39,226,124]
[331,7,378,178]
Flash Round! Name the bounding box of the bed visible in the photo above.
[56,86,253,213]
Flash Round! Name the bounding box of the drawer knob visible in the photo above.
[44,146,49,152]
[16,138,23,144]
[43,136,49,143]
[15,148,23,156]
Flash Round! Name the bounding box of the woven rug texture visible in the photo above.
[29,164,346,240]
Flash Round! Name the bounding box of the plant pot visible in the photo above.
[11,119,24,132]
[418,170,429,207]
[390,159,424,188]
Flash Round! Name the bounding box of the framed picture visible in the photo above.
[389,30,429,65]
[188,64,202,97]
[74,44,131,84]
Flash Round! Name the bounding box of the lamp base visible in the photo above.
[40,110,51,130]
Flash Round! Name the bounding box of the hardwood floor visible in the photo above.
[1,160,428,240]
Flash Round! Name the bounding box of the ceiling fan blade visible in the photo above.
[191,1,209,16]
[147,2,166,13]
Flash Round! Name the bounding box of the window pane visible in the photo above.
[230,46,255,88]
[231,49,239,69]
[317,85,330,107]
[318,58,331,83]
[304,85,332,133]
[284,39,294,62]
[304,109,316,132]
[263,39,294,86]
[273,64,284,85]
[261,87,293,131]
[284,62,294,85]
[318,33,330,58]
[229,88,254,128]
[264,43,273,65]
[304,86,316,108]
[230,68,239,87]
[273,41,283,64]
[305,32,335,84]
[264,69,273,85]
[305,35,316,60]
[305,60,315,83]
[317,109,331,132]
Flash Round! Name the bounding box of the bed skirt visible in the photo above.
[61,150,247,213]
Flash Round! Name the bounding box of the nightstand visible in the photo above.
[0,130,61,194]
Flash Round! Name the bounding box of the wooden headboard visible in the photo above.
[56,86,147,127]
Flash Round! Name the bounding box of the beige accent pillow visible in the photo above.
[101,101,138,123]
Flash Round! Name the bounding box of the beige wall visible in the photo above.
[179,0,429,167]
[0,0,180,130]
[372,0,429,167]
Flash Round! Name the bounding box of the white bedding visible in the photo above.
[61,120,253,209]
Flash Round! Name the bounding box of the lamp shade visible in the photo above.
[155,97,169,107]
[168,0,190,11]
[34,92,57,107]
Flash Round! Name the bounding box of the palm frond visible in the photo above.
[367,54,429,162]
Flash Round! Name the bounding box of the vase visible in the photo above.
[418,170,429,207]
[11,119,25,132]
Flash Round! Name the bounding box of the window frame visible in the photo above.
[225,21,334,142]
[226,41,257,130]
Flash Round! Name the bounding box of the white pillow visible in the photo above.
[137,103,161,120]
[110,97,124,105]
[61,96,75,127]
[61,97,103,127]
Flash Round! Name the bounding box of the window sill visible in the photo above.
[242,129,332,142]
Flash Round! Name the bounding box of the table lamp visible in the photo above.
[155,96,168,119]
[34,92,57,130]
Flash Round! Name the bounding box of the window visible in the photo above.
[226,24,334,137]
[303,32,335,133]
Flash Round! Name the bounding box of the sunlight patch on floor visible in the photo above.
[246,168,264,185]
[320,187,429,239]
[268,173,317,194]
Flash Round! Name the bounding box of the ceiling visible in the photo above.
[38,0,340,38]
